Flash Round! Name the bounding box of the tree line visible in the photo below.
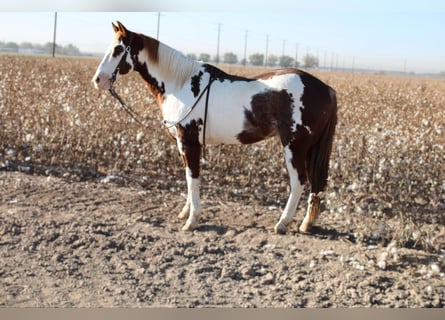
[187,52,319,68]
[0,40,320,67]
[0,41,85,56]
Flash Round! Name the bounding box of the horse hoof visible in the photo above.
[274,223,287,235]
[178,210,189,220]
[299,222,312,234]
[181,222,196,231]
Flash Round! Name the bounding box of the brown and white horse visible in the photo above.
[92,21,337,234]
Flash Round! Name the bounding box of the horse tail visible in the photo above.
[307,86,337,194]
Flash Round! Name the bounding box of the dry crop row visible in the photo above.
[1,55,444,252]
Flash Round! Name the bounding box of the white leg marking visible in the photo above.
[274,146,305,234]
[177,139,190,220]
[182,168,201,231]
[178,194,190,219]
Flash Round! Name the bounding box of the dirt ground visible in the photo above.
[0,170,443,307]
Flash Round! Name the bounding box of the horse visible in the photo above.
[92,21,337,234]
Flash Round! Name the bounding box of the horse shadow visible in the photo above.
[194,222,356,243]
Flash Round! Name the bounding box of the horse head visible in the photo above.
[92,21,135,90]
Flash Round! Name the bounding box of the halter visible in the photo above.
[108,44,151,129]
[107,45,215,160]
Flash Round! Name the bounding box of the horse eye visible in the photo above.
[112,45,124,58]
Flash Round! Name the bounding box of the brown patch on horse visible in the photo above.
[127,32,164,105]
[203,64,255,83]
[237,89,294,145]
[135,61,166,105]
[141,35,160,65]
[254,68,304,80]
[112,45,124,58]
[191,71,203,97]
[299,73,334,131]
[176,119,203,179]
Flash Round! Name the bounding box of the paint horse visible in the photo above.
[92,21,337,234]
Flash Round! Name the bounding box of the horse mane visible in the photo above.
[139,33,201,89]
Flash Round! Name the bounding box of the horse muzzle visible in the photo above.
[92,72,111,90]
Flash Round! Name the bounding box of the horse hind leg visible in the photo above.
[274,145,306,234]
[299,107,337,233]
[299,192,321,233]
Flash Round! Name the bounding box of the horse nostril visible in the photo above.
[95,76,100,84]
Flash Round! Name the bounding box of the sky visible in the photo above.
[1,1,445,74]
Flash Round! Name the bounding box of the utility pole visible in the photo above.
[264,35,269,67]
[156,12,161,39]
[243,30,248,66]
[295,43,299,67]
[52,12,57,57]
[216,23,222,65]
[324,50,327,69]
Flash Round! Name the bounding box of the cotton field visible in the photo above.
[1,55,444,253]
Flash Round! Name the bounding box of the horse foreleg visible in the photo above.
[274,145,306,234]
[181,167,201,231]
[178,193,190,220]
[176,137,201,231]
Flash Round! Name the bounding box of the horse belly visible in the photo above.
[205,101,246,145]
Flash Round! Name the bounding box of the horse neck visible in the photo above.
[138,40,201,103]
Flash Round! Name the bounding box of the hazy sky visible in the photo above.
[1,1,444,73]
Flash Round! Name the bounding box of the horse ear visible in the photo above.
[116,21,128,36]
[112,22,119,33]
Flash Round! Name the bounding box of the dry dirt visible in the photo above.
[1,170,443,307]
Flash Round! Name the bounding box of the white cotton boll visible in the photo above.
[377,260,386,270]
[320,249,335,256]
[136,131,144,142]
[430,264,440,276]
[25,133,34,142]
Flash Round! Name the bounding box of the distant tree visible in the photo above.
[5,42,19,51]
[42,42,57,54]
[20,42,33,49]
[223,52,238,64]
[279,55,294,68]
[187,53,197,60]
[303,54,319,68]
[267,54,278,67]
[198,53,211,63]
[60,44,81,56]
[249,53,264,66]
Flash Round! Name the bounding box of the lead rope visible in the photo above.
[108,86,150,129]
